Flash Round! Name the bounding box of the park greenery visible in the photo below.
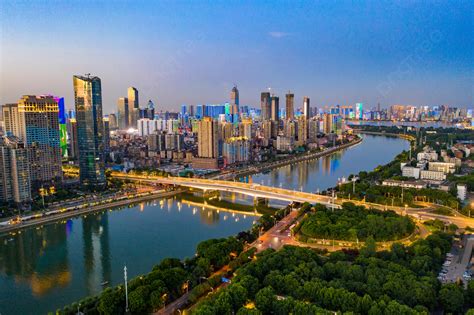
[297,203,415,242]
[52,206,289,315]
[192,232,474,314]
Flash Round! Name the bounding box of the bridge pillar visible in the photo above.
[194,189,220,199]
[254,197,269,207]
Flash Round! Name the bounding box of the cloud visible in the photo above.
[268,31,290,39]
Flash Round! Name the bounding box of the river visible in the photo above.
[0,134,409,314]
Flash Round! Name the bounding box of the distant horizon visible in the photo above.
[1,1,472,113]
[0,85,472,116]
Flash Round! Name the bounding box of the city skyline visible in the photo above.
[1,1,472,113]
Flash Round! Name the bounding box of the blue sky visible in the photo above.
[0,0,472,113]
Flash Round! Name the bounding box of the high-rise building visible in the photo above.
[223,137,250,165]
[239,118,252,139]
[73,75,106,188]
[308,118,319,142]
[57,97,68,158]
[230,86,239,107]
[0,136,31,204]
[147,100,155,119]
[2,104,22,137]
[271,95,280,122]
[230,86,239,122]
[297,116,308,146]
[303,97,310,119]
[128,87,139,128]
[117,97,129,130]
[218,121,234,142]
[355,103,363,120]
[285,91,294,120]
[17,95,63,189]
[67,117,79,159]
[103,116,110,159]
[108,113,118,130]
[323,113,333,134]
[198,117,218,158]
[260,92,271,120]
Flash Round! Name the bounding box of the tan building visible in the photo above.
[323,113,332,134]
[428,162,455,174]
[285,92,294,120]
[17,95,63,189]
[198,117,218,158]
[420,170,446,181]
[2,104,23,137]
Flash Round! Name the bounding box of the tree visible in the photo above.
[255,286,275,313]
[439,283,464,314]
[128,286,150,314]
[467,280,474,308]
[150,288,167,310]
[360,236,377,257]
[97,288,124,315]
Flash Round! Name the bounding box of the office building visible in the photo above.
[73,74,106,187]
[108,113,118,130]
[355,103,363,120]
[0,136,31,204]
[103,116,110,158]
[230,86,239,122]
[67,117,79,159]
[128,87,139,128]
[17,95,63,189]
[271,95,280,121]
[260,92,271,120]
[303,97,310,119]
[285,91,294,120]
[117,97,129,130]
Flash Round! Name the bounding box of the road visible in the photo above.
[0,189,183,235]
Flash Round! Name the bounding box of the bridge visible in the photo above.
[114,173,474,228]
[113,174,339,207]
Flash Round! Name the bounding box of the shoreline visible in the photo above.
[0,189,183,235]
[230,137,363,178]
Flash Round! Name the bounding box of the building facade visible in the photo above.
[73,75,106,187]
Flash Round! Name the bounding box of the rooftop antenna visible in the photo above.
[85,73,91,78]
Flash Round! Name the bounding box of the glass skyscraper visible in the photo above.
[73,75,106,188]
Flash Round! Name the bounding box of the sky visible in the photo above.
[0,0,473,114]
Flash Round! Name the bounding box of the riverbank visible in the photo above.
[0,189,184,235]
[229,136,363,179]
[351,129,416,142]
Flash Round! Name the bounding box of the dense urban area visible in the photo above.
[0,81,473,315]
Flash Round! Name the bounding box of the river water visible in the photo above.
[0,134,409,314]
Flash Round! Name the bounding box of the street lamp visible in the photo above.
[404,204,408,216]
[124,265,129,313]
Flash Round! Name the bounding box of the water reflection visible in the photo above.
[82,214,111,296]
[0,223,70,297]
